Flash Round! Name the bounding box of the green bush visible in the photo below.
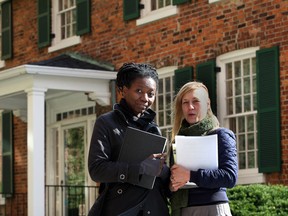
[227,184,288,216]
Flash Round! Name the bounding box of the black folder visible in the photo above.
[118,126,167,189]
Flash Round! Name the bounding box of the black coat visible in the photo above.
[88,101,170,216]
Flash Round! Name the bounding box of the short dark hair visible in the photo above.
[116,62,159,91]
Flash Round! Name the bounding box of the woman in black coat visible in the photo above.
[88,62,170,216]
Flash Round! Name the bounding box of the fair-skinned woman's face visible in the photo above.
[181,87,210,124]
[123,77,157,116]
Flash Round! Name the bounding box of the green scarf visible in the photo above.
[170,115,217,216]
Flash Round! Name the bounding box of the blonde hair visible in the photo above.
[171,81,219,141]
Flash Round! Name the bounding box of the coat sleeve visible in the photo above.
[190,128,238,189]
[88,115,141,184]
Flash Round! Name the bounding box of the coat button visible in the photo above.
[117,189,123,194]
[120,174,125,180]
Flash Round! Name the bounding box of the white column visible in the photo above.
[26,88,47,216]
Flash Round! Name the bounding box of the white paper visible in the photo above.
[175,134,218,171]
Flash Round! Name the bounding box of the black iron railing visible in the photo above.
[0,185,99,216]
[45,185,99,216]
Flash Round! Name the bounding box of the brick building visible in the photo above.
[0,0,287,215]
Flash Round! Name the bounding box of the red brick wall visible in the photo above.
[3,0,288,184]
[13,115,27,194]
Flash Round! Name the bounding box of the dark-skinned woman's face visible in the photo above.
[122,77,157,116]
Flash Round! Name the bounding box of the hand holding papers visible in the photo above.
[175,134,218,171]
[174,134,218,188]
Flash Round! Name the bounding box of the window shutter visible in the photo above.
[174,67,194,94]
[2,111,13,195]
[76,0,91,35]
[1,0,12,60]
[37,0,50,48]
[196,60,217,115]
[173,0,190,5]
[257,46,281,173]
[123,0,140,21]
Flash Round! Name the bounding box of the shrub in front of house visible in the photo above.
[227,184,288,216]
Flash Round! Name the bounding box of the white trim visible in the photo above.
[216,47,259,124]
[216,47,264,185]
[0,60,5,68]
[157,66,177,77]
[0,64,116,80]
[137,5,178,26]
[48,36,81,53]
[237,169,266,185]
[209,0,221,3]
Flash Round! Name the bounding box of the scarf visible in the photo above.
[115,98,160,134]
[170,115,218,216]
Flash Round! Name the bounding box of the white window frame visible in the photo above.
[216,47,265,185]
[48,0,81,53]
[209,0,221,3]
[0,7,5,68]
[137,0,178,26]
[155,66,177,140]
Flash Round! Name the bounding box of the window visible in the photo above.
[136,0,178,26]
[217,47,265,184]
[59,0,76,40]
[154,66,177,141]
[49,0,80,52]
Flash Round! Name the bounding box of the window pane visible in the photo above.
[235,79,241,96]
[158,95,163,110]
[244,77,250,94]
[158,111,164,126]
[226,80,233,97]
[238,134,245,151]
[248,152,255,168]
[244,95,251,112]
[238,116,245,133]
[226,63,232,79]
[248,133,255,150]
[159,0,164,8]
[235,96,242,113]
[229,118,236,132]
[253,94,257,110]
[159,79,163,94]
[247,115,254,131]
[234,61,241,78]
[239,153,246,169]
[151,0,157,10]
[243,59,250,76]
[227,98,233,115]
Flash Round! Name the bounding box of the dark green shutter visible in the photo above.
[196,60,217,115]
[257,46,281,173]
[37,0,50,48]
[2,111,13,194]
[76,0,90,35]
[174,67,194,93]
[173,0,190,5]
[123,0,140,21]
[1,0,12,60]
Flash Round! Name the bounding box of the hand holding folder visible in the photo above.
[118,127,167,189]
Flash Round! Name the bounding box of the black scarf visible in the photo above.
[115,98,160,134]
